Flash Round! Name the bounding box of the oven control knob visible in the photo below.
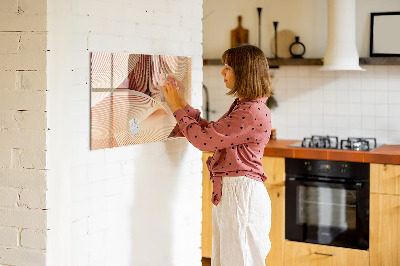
[340,164,347,174]
[304,162,312,171]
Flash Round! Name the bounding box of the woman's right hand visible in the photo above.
[167,75,187,108]
[161,77,185,113]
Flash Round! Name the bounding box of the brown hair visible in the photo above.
[221,44,273,99]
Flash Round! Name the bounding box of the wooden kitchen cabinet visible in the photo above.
[201,154,286,265]
[370,163,400,266]
[202,152,213,258]
[262,156,285,266]
[370,163,400,195]
[261,156,285,186]
[284,241,369,266]
[370,193,400,266]
[264,184,285,266]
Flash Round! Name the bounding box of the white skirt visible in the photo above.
[212,176,271,266]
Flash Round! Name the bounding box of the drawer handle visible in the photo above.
[314,252,335,257]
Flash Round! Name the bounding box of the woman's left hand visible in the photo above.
[161,77,185,113]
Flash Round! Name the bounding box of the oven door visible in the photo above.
[285,177,369,250]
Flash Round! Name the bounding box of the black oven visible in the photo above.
[285,158,369,250]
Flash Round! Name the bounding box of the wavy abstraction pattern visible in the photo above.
[90,52,191,150]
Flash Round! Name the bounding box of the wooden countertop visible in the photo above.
[263,139,400,165]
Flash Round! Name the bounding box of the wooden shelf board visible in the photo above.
[204,57,400,67]
[203,58,323,67]
[268,58,323,66]
[359,57,400,65]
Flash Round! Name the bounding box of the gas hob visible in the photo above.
[289,135,382,151]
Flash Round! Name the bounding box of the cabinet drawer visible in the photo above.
[284,241,369,266]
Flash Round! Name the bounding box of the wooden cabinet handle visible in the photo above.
[314,252,335,257]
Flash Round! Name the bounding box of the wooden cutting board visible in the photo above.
[231,16,249,48]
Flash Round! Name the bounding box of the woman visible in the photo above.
[162,44,273,266]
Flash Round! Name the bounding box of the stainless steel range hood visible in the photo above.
[320,0,365,71]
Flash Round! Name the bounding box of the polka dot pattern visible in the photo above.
[171,97,272,206]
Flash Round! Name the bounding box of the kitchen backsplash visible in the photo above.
[203,65,400,144]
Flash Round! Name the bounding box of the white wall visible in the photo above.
[203,0,400,58]
[203,0,400,145]
[0,0,48,265]
[271,65,400,144]
[47,0,203,266]
[204,0,326,59]
[204,64,400,145]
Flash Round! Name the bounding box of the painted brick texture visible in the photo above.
[0,0,48,265]
[0,227,19,247]
[21,229,47,250]
[46,0,203,266]
[2,0,203,266]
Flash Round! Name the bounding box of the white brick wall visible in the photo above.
[21,229,47,250]
[0,187,19,208]
[3,1,204,265]
[0,0,48,265]
[47,1,203,266]
[0,227,19,247]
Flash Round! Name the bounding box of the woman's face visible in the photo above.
[220,64,235,89]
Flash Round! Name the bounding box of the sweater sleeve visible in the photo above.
[169,104,210,137]
[173,106,257,152]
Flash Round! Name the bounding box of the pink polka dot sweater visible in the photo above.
[169,97,271,206]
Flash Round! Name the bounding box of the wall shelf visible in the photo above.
[268,58,323,67]
[359,57,400,65]
[203,58,323,67]
[203,57,400,67]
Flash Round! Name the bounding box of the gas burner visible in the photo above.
[290,136,380,151]
[340,137,377,151]
[301,135,339,149]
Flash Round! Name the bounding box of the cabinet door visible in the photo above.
[261,156,285,185]
[202,152,213,258]
[284,241,369,266]
[370,163,400,195]
[264,185,284,266]
[370,193,400,266]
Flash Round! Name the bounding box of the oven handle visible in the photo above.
[314,252,335,257]
[286,177,364,189]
